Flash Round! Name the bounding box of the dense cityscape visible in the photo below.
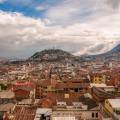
[0,45,120,120]
[0,0,120,120]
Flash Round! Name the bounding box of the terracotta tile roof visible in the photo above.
[56,83,89,89]
[13,106,36,120]
[38,80,51,87]
[79,95,98,110]
[45,92,85,106]
[12,82,35,91]
[39,98,53,108]
[0,103,14,112]
[38,80,89,89]
[0,90,15,99]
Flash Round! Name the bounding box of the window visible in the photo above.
[64,88,68,91]
[92,112,94,118]
[96,113,98,118]
[74,88,78,92]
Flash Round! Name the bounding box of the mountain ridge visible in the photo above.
[81,44,120,61]
[110,44,120,52]
[10,44,120,63]
[29,49,79,63]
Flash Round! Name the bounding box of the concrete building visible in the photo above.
[52,101,101,120]
[105,99,120,120]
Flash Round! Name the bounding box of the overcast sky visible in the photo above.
[0,0,120,58]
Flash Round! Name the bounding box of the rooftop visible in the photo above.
[108,99,120,109]
[0,90,15,99]
[0,103,14,112]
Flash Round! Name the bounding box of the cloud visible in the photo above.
[45,0,92,24]
[44,0,120,25]
[0,0,5,3]
[36,5,46,11]
[106,0,120,10]
[0,8,119,58]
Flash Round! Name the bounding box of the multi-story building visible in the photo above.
[52,101,101,120]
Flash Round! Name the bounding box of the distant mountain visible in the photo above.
[80,44,120,61]
[29,44,120,63]
[111,44,120,52]
[9,44,120,64]
[29,49,79,63]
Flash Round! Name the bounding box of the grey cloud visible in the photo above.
[106,0,120,9]
[0,11,119,58]
[45,0,120,25]
[0,38,90,58]
[88,44,106,54]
